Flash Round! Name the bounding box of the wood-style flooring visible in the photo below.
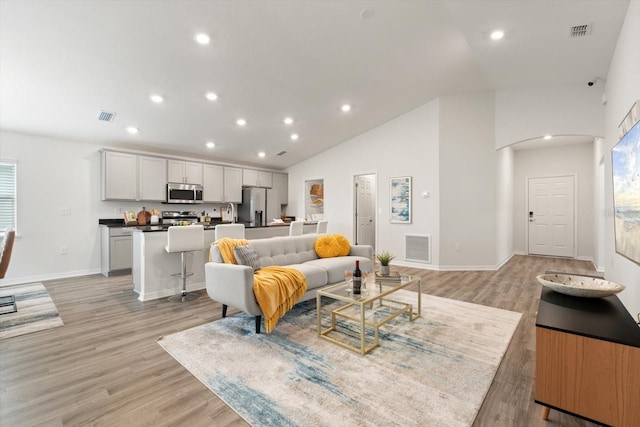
[0,255,602,426]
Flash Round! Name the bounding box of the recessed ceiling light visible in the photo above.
[490,30,504,40]
[236,118,247,126]
[283,117,294,125]
[258,151,266,158]
[126,126,139,134]
[360,8,374,20]
[206,141,215,148]
[195,33,210,45]
[290,133,299,141]
[341,104,351,112]
[205,92,218,101]
[149,94,164,103]
[544,135,552,140]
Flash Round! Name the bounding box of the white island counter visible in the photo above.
[132,224,317,301]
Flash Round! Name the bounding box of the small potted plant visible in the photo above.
[376,251,395,276]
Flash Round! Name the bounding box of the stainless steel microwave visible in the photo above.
[166,183,203,204]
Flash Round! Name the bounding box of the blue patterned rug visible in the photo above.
[158,290,521,426]
[0,283,63,340]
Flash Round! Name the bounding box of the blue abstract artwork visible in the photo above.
[390,176,411,223]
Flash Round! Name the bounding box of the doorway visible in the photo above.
[527,175,575,257]
[354,174,376,248]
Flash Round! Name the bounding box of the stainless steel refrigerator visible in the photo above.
[238,187,267,226]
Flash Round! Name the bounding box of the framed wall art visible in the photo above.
[612,111,640,265]
[390,176,411,224]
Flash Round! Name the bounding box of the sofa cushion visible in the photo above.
[287,264,328,290]
[234,245,261,271]
[314,234,338,258]
[334,234,351,256]
[306,256,373,284]
[251,234,319,267]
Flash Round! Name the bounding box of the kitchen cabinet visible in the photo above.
[102,152,166,201]
[102,151,137,200]
[100,226,133,276]
[168,160,203,184]
[535,288,640,426]
[203,164,224,202]
[224,167,243,203]
[138,156,167,201]
[203,165,242,203]
[242,169,272,188]
[272,173,288,205]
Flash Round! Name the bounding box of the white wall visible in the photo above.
[287,100,441,268]
[0,130,228,285]
[603,1,640,317]
[512,143,595,261]
[438,92,498,269]
[496,146,514,267]
[495,84,606,149]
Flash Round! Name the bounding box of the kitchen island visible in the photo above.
[132,223,317,301]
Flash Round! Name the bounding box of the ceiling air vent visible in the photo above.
[97,110,116,122]
[570,23,592,37]
[276,150,287,156]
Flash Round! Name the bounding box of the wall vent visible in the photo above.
[276,150,287,156]
[570,23,592,37]
[97,110,116,122]
[405,234,431,264]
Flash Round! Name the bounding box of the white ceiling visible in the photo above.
[0,0,629,169]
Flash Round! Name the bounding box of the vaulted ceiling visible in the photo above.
[0,1,629,169]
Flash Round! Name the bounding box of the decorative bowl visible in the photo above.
[536,274,625,298]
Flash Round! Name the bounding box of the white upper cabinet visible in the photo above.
[272,173,288,205]
[138,156,167,201]
[203,164,224,202]
[224,167,243,203]
[242,169,272,188]
[168,160,203,185]
[102,152,167,201]
[102,151,137,200]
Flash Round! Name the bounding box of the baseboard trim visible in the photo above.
[0,268,102,287]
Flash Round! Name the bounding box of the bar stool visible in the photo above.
[316,220,328,234]
[214,223,245,241]
[289,220,304,236]
[165,225,204,302]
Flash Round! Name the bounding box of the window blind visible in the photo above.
[0,160,17,232]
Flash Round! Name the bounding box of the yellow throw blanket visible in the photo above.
[212,238,249,263]
[254,266,306,333]
[211,238,307,333]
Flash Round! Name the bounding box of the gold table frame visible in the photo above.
[316,275,421,355]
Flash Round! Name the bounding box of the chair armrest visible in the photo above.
[349,244,373,259]
[204,262,262,315]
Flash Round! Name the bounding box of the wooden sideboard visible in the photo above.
[535,288,640,426]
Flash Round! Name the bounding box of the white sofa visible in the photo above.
[205,234,373,333]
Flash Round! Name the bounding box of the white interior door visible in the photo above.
[355,174,375,247]
[528,176,575,257]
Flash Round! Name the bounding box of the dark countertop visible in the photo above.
[99,219,317,232]
[536,287,640,348]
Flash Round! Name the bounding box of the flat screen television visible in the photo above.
[612,118,640,265]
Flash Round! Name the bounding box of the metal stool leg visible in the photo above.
[168,251,200,303]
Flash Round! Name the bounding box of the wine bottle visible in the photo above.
[353,260,362,294]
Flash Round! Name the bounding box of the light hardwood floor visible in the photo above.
[0,255,602,426]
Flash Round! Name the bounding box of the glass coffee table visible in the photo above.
[316,274,421,355]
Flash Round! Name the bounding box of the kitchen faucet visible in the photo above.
[227,203,235,224]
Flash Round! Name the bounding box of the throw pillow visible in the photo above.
[334,234,351,256]
[234,245,262,271]
[314,234,339,258]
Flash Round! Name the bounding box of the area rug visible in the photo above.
[0,283,64,340]
[158,290,522,427]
